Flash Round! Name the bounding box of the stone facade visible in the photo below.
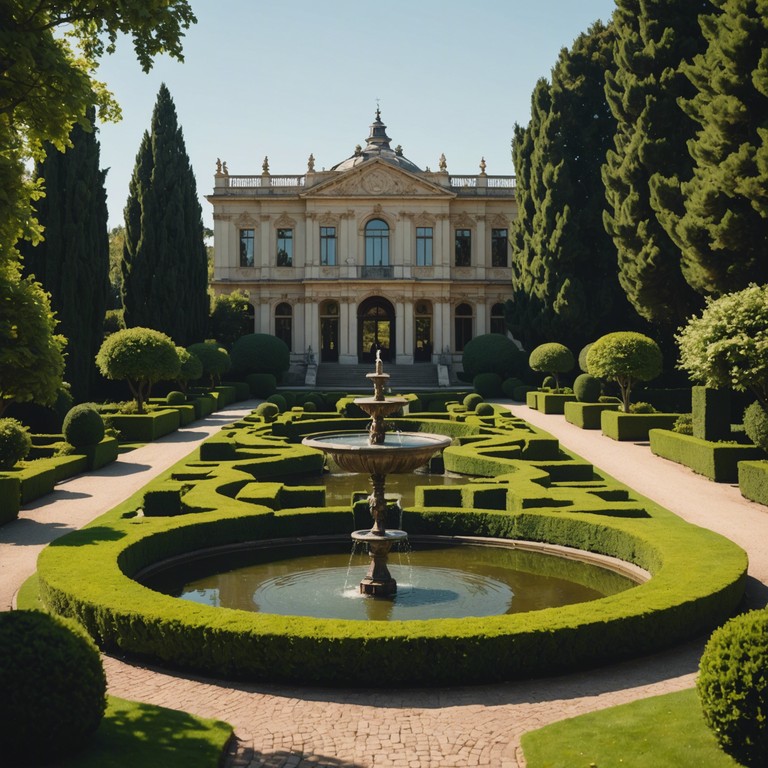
[207,112,516,367]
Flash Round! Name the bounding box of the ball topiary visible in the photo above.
[473,372,503,398]
[246,373,278,398]
[230,333,290,377]
[62,404,105,449]
[0,418,32,470]
[744,402,768,452]
[301,392,325,410]
[573,373,602,403]
[501,377,524,398]
[0,610,107,766]
[463,393,484,411]
[166,391,186,406]
[475,402,494,416]
[541,375,557,390]
[529,342,575,389]
[266,393,288,412]
[303,400,317,412]
[698,608,768,767]
[461,334,527,379]
[577,342,594,373]
[255,402,280,422]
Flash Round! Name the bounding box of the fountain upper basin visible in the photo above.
[301,431,452,475]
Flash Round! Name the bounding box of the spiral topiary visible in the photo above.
[62,405,105,449]
[166,390,186,406]
[473,372,503,398]
[255,402,280,422]
[0,610,107,766]
[744,402,768,453]
[463,393,484,411]
[573,373,601,403]
[0,418,31,470]
[698,608,768,767]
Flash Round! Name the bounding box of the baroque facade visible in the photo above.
[208,111,516,367]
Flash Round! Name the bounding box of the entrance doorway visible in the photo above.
[320,300,339,362]
[414,300,433,362]
[358,296,395,363]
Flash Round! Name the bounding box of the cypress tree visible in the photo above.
[21,108,109,403]
[602,0,707,332]
[121,84,209,346]
[667,0,768,294]
[507,23,638,351]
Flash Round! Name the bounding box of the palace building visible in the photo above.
[208,110,516,381]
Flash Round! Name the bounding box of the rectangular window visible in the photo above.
[277,228,293,266]
[416,227,433,266]
[239,229,254,267]
[320,226,336,266]
[491,228,508,267]
[455,229,471,267]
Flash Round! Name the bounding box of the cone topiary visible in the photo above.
[0,418,31,470]
[698,608,768,767]
[0,610,107,766]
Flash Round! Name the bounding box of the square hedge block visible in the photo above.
[692,386,731,441]
[564,402,621,429]
[739,460,768,505]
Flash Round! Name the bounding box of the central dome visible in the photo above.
[331,110,422,173]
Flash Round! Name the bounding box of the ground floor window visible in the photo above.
[275,302,292,351]
[455,302,473,351]
[490,302,507,335]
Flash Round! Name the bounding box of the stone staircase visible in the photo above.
[315,363,440,390]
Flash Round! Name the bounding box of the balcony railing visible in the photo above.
[360,265,394,279]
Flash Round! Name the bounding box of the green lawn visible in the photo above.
[521,688,742,768]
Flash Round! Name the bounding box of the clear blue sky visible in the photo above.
[94,0,617,230]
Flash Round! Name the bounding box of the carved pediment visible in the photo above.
[303,159,455,199]
[234,211,258,228]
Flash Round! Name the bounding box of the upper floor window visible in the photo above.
[277,228,293,266]
[416,227,433,266]
[491,228,508,267]
[320,226,337,266]
[365,219,389,266]
[239,228,254,267]
[455,229,471,267]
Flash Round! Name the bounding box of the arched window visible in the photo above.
[455,303,474,352]
[275,302,292,351]
[490,303,507,336]
[365,219,389,266]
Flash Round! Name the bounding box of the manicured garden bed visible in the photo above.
[36,407,747,688]
[601,410,681,441]
[564,401,621,429]
[738,460,768,505]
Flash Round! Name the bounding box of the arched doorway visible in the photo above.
[358,296,395,363]
[320,300,339,362]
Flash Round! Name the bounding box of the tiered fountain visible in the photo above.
[302,352,452,596]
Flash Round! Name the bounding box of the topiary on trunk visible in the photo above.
[529,342,574,390]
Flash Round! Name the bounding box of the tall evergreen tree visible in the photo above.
[121,84,209,346]
[602,0,708,333]
[21,109,109,403]
[507,22,638,351]
[662,0,768,294]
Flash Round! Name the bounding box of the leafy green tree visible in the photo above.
[209,290,254,349]
[187,342,231,386]
[586,331,663,412]
[507,22,637,351]
[676,284,768,411]
[107,226,125,309]
[176,347,203,392]
[661,0,768,295]
[0,1,196,269]
[121,84,209,346]
[95,327,180,413]
[529,343,575,390]
[0,272,66,416]
[21,109,109,403]
[602,0,706,331]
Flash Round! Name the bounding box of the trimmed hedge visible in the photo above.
[649,429,765,483]
[0,476,20,525]
[564,402,621,430]
[692,386,730,441]
[106,409,181,443]
[739,461,768,506]
[533,392,576,415]
[601,411,681,442]
[35,408,747,688]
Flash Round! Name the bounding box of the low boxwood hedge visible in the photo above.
[564,402,621,430]
[601,411,681,442]
[739,461,768,505]
[35,408,747,687]
[107,409,181,443]
[649,429,764,483]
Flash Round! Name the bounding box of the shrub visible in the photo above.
[303,401,317,412]
[246,373,278,398]
[473,372,503,398]
[673,413,694,435]
[698,608,768,767]
[266,394,288,412]
[0,610,106,766]
[475,402,494,416]
[529,343,575,389]
[187,341,231,387]
[513,384,535,401]
[577,342,593,373]
[255,402,280,422]
[230,334,290,378]
[461,334,527,379]
[166,391,186,406]
[586,332,663,412]
[0,418,31,470]
[501,377,524,398]
[175,346,203,392]
[541,375,556,390]
[573,373,601,403]
[62,404,105,449]
[301,392,325,410]
[209,290,253,349]
[744,402,768,452]
[629,401,656,414]
[463,393,484,411]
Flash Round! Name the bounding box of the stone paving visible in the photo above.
[3,400,768,767]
